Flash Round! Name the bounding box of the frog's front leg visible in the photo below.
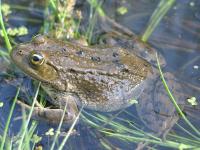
[17,95,79,125]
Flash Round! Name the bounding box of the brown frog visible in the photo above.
[10,32,185,134]
[10,33,153,123]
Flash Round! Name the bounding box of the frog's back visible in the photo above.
[52,42,152,111]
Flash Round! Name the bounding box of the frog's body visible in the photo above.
[11,34,154,121]
[10,33,184,133]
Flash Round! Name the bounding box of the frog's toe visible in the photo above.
[16,100,78,125]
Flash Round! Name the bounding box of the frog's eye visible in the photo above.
[30,53,45,66]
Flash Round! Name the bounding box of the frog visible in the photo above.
[10,33,154,123]
[10,31,187,134]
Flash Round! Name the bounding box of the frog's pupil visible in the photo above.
[32,54,43,62]
[32,55,40,61]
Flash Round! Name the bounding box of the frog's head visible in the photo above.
[10,35,60,86]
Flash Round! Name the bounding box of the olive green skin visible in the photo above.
[10,35,152,112]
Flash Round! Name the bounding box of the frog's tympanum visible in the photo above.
[10,34,184,134]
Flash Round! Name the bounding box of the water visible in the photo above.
[1,0,200,149]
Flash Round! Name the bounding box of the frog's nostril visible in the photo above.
[17,49,23,55]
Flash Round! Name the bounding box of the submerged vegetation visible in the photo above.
[0,0,200,149]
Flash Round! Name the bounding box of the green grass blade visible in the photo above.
[0,87,20,150]
[87,0,105,17]
[0,50,9,57]
[156,53,200,137]
[58,106,84,150]
[0,50,10,62]
[49,0,56,11]
[175,123,200,140]
[142,0,176,42]
[17,82,41,150]
[50,103,67,150]
[0,0,12,52]
[101,131,195,149]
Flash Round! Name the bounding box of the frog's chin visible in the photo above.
[12,60,49,83]
[22,68,50,83]
[24,69,49,83]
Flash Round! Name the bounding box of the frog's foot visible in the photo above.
[136,73,185,136]
[16,100,79,125]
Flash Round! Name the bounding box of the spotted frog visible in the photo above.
[10,33,151,118]
[10,32,185,133]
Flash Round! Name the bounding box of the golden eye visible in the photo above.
[30,53,45,66]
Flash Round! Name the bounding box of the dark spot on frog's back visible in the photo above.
[91,56,101,62]
[112,60,125,69]
[112,52,119,57]
[69,68,77,73]
[76,50,85,57]
[61,48,67,52]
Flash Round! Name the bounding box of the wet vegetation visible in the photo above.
[0,0,200,149]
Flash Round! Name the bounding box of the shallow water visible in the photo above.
[1,0,200,149]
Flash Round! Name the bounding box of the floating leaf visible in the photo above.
[1,4,11,16]
[117,6,128,15]
[5,26,28,36]
[129,99,138,105]
[32,134,42,143]
[187,97,198,106]
[0,102,4,107]
[45,128,55,136]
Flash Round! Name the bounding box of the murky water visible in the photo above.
[1,0,200,149]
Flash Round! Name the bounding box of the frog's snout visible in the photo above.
[10,45,26,64]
